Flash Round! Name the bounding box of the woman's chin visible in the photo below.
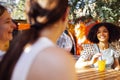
[6,36,13,41]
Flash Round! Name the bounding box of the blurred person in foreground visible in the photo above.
[0,5,16,60]
[75,22,120,71]
[0,0,77,80]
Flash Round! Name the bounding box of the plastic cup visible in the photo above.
[98,60,106,72]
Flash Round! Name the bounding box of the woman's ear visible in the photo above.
[62,7,70,22]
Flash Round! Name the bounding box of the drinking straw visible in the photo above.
[97,45,102,60]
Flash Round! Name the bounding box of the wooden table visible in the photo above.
[77,68,120,80]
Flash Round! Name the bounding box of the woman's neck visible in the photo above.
[0,40,9,51]
[98,42,109,50]
[40,20,65,44]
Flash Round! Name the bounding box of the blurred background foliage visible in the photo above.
[68,0,120,25]
[11,0,25,20]
[0,0,25,20]
[0,0,120,25]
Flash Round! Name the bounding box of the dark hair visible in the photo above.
[0,5,7,16]
[87,22,120,43]
[0,0,68,80]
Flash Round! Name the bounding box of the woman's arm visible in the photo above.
[75,53,102,69]
[75,59,93,69]
[112,48,120,70]
[75,44,102,69]
[114,58,120,70]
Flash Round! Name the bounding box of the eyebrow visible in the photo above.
[0,18,12,23]
[4,17,12,21]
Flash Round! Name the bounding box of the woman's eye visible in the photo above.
[5,20,12,24]
[97,31,100,34]
[104,30,108,33]
[6,21,10,23]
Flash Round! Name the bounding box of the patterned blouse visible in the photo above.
[77,44,120,69]
[57,32,73,52]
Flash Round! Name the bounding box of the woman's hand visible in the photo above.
[90,53,102,64]
[114,58,120,71]
[114,67,120,71]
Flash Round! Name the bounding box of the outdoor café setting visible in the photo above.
[0,0,120,80]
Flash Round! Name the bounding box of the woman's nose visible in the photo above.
[100,32,105,36]
[11,21,17,29]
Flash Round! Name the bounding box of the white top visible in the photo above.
[94,47,117,69]
[77,44,119,69]
[0,50,5,61]
[11,37,54,80]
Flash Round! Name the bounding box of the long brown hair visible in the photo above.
[0,0,68,80]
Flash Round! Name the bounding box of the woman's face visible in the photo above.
[97,26,109,43]
[0,10,16,42]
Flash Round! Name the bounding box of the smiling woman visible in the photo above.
[0,5,16,60]
[75,22,120,71]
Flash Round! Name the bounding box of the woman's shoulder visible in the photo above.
[81,43,97,51]
[109,44,118,51]
[27,46,77,80]
[39,46,75,63]
[109,44,118,52]
[81,43,95,47]
[109,44,120,58]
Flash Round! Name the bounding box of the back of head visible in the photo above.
[25,0,68,30]
[0,0,68,80]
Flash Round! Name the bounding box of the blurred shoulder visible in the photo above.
[40,46,76,64]
[27,46,77,80]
